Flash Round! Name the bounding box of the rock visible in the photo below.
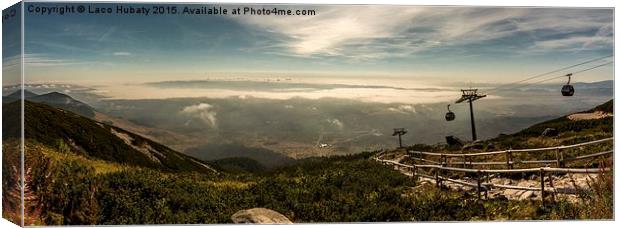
[486,143,495,151]
[445,136,464,146]
[515,190,526,196]
[519,191,536,200]
[541,128,559,137]
[504,189,520,196]
[462,141,484,151]
[231,208,292,224]
[495,194,508,201]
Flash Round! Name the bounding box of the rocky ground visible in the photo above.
[567,111,613,121]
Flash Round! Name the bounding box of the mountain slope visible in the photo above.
[3,100,216,173]
[490,99,612,146]
[29,92,95,118]
[4,89,38,100]
[3,90,95,118]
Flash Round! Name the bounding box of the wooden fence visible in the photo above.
[375,137,614,205]
[408,137,613,169]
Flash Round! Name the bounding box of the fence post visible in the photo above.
[559,149,565,168]
[476,170,482,200]
[435,168,440,188]
[548,173,556,202]
[540,168,545,207]
[413,165,418,183]
[441,154,446,167]
[507,149,513,169]
[555,148,561,168]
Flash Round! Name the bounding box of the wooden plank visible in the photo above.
[563,150,613,162]
[409,157,441,165]
[486,183,540,191]
[380,159,612,175]
[540,168,545,207]
[519,160,556,164]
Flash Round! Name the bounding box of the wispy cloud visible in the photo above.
[3,53,84,75]
[2,55,21,70]
[235,7,612,59]
[23,53,84,67]
[113,52,132,56]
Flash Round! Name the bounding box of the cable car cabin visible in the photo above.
[445,111,455,121]
[445,104,455,121]
[562,73,574,96]
[561,84,574,96]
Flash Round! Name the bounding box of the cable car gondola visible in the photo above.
[445,104,455,121]
[561,73,574,96]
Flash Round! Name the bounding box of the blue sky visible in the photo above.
[7,3,614,86]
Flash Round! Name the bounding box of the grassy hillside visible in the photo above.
[3,100,215,173]
[489,99,612,148]
[14,144,610,225]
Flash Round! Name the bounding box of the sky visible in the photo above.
[2,3,614,100]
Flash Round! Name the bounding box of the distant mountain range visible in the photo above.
[3,90,95,118]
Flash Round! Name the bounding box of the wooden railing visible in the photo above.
[407,137,613,169]
[375,157,612,204]
[375,138,614,205]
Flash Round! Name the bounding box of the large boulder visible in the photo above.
[231,208,292,224]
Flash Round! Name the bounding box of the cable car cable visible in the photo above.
[484,54,612,93]
[499,61,613,91]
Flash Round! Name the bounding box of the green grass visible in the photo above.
[21,145,613,225]
[29,140,128,174]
